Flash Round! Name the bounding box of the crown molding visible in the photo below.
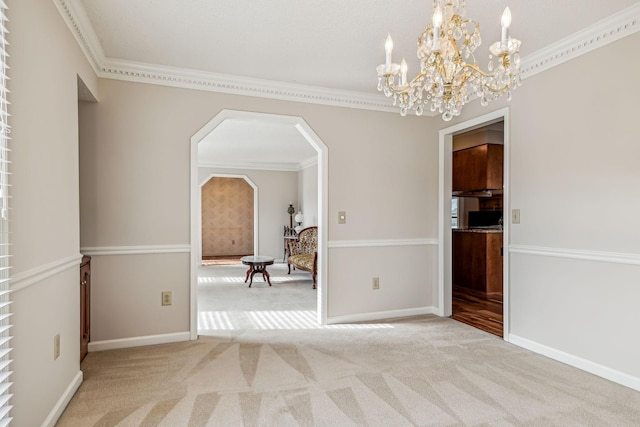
[299,157,319,170]
[199,154,318,172]
[56,0,640,113]
[98,57,397,112]
[521,3,640,79]
[53,0,105,74]
[198,161,301,172]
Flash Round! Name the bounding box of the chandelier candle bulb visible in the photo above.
[433,6,443,44]
[385,34,393,71]
[501,7,511,47]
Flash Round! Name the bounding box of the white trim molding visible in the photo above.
[327,306,438,325]
[80,244,191,256]
[328,238,438,249]
[88,332,191,352]
[99,58,395,113]
[509,334,640,393]
[42,370,83,427]
[437,108,511,324]
[52,0,104,73]
[521,3,640,79]
[509,245,640,266]
[10,254,83,292]
[199,160,301,172]
[53,1,640,114]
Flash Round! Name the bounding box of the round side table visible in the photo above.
[241,256,275,287]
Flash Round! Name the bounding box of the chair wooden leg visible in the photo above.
[287,262,291,274]
[312,272,316,290]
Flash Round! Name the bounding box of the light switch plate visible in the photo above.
[162,291,172,306]
[512,209,520,224]
[338,211,346,224]
[54,334,60,360]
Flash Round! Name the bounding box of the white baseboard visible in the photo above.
[509,334,640,392]
[42,370,83,427]
[326,306,437,325]
[88,332,191,352]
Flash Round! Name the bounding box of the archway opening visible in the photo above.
[200,176,257,265]
[190,110,329,339]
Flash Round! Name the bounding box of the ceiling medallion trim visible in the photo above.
[55,0,640,114]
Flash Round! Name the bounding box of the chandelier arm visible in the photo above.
[383,73,427,95]
[461,62,512,93]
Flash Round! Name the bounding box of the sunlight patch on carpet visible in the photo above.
[198,310,394,331]
[198,275,306,284]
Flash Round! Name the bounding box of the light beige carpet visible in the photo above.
[56,265,640,426]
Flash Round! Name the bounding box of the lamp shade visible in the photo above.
[294,212,304,223]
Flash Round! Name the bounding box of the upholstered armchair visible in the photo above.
[287,226,317,289]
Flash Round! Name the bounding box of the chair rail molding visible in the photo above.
[509,244,640,266]
[80,244,191,256]
[53,0,640,114]
[11,254,83,292]
[328,238,438,248]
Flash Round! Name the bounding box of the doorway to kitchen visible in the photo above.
[451,122,504,336]
[438,108,510,340]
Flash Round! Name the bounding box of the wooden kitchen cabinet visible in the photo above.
[452,143,504,192]
[453,231,503,293]
[80,255,91,362]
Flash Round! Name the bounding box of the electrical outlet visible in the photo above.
[54,334,60,360]
[162,291,172,306]
[338,211,346,224]
[512,208,521,224]
[372,277,380,290]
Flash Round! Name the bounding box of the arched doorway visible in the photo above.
[200,175,258,262]
[189,110,329,339]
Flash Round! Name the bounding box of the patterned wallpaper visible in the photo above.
[201,177,254,257]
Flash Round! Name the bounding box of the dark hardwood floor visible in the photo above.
[452,286,503,337]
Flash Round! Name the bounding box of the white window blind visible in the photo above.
[0,0,12,425]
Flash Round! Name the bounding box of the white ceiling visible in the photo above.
[75,0,640,168]
[198,115,318,170]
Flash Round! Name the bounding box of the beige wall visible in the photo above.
[9,0,99,425]
[201,177,254,257]
[298,163,318,228]
[79,80,437,332]
[445,32,640,381]
[12,2,640,425]
[90,253,190,342]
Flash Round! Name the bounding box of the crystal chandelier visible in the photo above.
[376,0,522,120]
